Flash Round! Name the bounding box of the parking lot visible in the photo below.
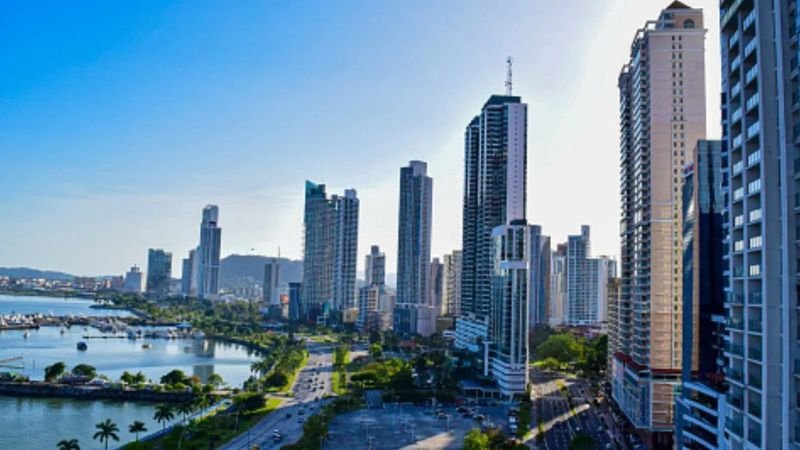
[325,403,509,450]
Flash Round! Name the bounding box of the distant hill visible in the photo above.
[219,255,302,289]
[0,267,75,281]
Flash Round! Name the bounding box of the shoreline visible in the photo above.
[0,381,196,403]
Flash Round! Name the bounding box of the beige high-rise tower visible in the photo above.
[610,2,706,446]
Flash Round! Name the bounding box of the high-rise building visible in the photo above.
[395,161,433,336]
[146,249,172,296]
[181,249,196,296]
[529,225,551,328]
[442,250,462,317]
[365,245,386,287]
[718,1,800,447]
[612,2,707,443]
[489,220,530,396]
[456,92,527,356]
[288,282,302,322]
[124,265,143,293]
[565,226,596,325]
[674,140,727,448]
[587,256,616,324]
[429,257,443,313]
[301,181,359,322]
[606,277,622,377]
[549,244,567,326]
[333,189,359,311]
[302,181,335,320]
[197,205,221,300]
[263,258,280,304]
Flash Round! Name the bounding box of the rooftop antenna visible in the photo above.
[505,56,513,96]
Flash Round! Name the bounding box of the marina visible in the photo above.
[0,294,259,449]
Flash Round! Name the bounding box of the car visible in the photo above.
[298,418,305,424]
[273,435,283,442]
[285,413,292,418]
[299,410,305,415]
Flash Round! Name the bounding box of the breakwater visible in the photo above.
[0,382,194,402]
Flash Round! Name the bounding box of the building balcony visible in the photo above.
[744,39,758,58]
[748,320,763,333]
[743,10,756,30]
[748,347,763,360]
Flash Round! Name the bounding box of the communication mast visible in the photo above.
[505,56,513,95]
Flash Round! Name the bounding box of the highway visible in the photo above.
[220,342,334,450]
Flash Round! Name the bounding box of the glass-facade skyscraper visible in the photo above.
[197,205,221,300]
[146,248,172,297]
[395,160,433,336]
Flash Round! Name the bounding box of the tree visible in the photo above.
[92,419,120,450]
[71,364,97,379]
[44,362,66,382]
[206,373,224,388]
[176,402,194,422]
[568,432,595,450]
[153,404,175,430]
[56,439,80,450]
[128,421,147,442]
[160,369,188,386]
[463,429,489,450]
[535,334,583,365]
[235,392,266,412]
[369,343,383,358]
[539,357,562,372]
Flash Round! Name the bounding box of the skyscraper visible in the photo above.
[394,161,433,336]
[566,226,592,325]
[197,205,221,300]
[549,243,567,326]
[613,2,707,443]
[718,1,800,447]
[302,181,335,320]
[146,249,172,297]
[365,245,386,287]
[429,257,443,315]
[301,181,359,322]
[359,245,391,333]
[124,265,143,293]
[333,190,359,311]
[490,220,530,396]
[263,258,280,304]
[674,140,726,449]
[442,250,462,317]
[456,92,528,354]
[181,249,196,296]
[528,225,551,327]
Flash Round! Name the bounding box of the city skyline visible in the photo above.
[0,1,723,277]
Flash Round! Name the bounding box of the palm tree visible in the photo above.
[56,439,80,450]
[128,420,147,442]
[153,403,175,430]
[176,402,194,423]
[92,419,120,450]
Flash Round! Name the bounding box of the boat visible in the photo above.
[60,328,66,334]
[77,342,88,351]
[142,343,152,349]
[23,332,30,339]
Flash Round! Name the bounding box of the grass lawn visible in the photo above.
[122,398,281,450]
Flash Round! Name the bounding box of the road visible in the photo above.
[220,342,334,450]
[528,369,618,450]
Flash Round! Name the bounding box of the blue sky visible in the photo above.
[0,1,721,276]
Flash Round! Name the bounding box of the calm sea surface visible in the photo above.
[0,294,260,449]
